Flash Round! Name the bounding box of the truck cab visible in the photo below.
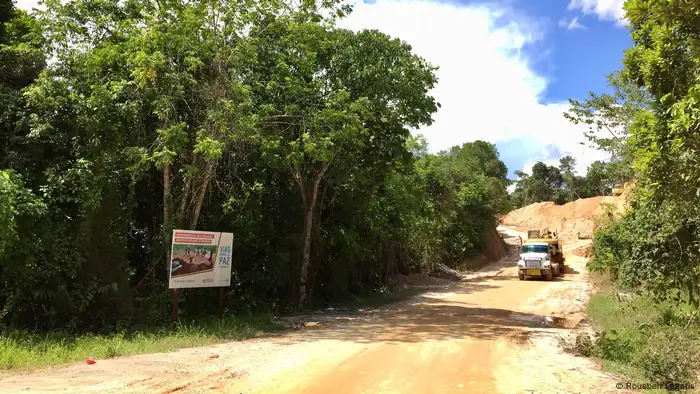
[517,241,561,281]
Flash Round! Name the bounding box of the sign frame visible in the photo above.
[168,230,233,289]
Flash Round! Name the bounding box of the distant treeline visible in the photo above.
[509,156,630,209]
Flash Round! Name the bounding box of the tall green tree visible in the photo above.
[510,162,564,207]
[0,0,46,169]
[564,70,653,185]
[590,0,700,308]
[558,155,578,202]
[245,17,438,307]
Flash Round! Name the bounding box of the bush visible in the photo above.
[590,198,700,305]
[632,328,699,384]
[573,333,593,357]
[586,274,700,386]
[592,329,639,363]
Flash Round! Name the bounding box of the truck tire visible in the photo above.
[545,271,553,281]
[518,272,525,281]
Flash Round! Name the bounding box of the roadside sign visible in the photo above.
[168,230,233,289]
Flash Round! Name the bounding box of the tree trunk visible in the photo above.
[298,163,329,309]
[177,176,192,227]
[163,163,172,274]
[190,160,216,230]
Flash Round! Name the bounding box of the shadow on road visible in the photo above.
[562,265,580,275]
[285,281,559,344]
[291,304,554,344]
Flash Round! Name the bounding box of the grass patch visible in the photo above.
[0,313,283,371]
[575,273,700,390]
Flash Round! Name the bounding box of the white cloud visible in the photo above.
[568,0,626,26]
[15,0,41,12]
[558,16,586,30]
[16,0,610,175]
[340,0,608,174]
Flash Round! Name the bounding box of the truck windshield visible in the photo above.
[522,244,548,254]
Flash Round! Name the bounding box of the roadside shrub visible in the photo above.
[586,274,700,387]
[592,329,637,362]
[574,333,593,356]
[631,328,699,385]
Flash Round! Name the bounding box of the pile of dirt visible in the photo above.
[455,225,508,271]
[500,189,629,240]
[570,244,592,258]
[483,225,506,262]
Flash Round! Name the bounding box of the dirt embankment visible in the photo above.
[452,225,507,272]
[500,187,631,240]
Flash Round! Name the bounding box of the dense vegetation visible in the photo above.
[0,0,510,332]
[508,156,626,208]
[571,0,700,385]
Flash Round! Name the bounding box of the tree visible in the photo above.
[589,0,700,308]
[558,155,578,202]
[0,0,46,170]
[0,0,514,330]
[245,17,438,307]
[564,70,652,185]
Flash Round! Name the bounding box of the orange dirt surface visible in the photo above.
[0,228,629,394]
[499,187,631,240]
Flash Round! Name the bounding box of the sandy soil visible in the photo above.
[500,190,629,241]
[0,227,626,394]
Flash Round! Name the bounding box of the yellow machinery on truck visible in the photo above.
[517,229,565,281]
[611,184,624,196]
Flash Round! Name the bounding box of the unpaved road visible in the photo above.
[0,227,626,394]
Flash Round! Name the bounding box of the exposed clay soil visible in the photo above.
[500,186,631,240]
[0,227,628,394]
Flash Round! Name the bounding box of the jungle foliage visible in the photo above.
[0,0,509,331]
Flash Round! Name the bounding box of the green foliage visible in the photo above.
[587,0,700,308]
[510,162,563,207]
[583,277,700,385]
[415,141,510,265]
[567,0,700,386]
[0,0,507,332]
[509,155,629,209]
[590,198,700,307]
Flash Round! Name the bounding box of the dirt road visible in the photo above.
[0,228,625,394]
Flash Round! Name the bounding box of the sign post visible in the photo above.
[217,287,224,321]
[168,230,233,326]
[171,289,179,329]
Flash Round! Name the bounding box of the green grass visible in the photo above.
[581,273,700,391]
[0,286,424,372]
[0,314,283,371]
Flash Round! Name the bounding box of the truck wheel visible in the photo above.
[545,271,553,281]
[518,272,525,281]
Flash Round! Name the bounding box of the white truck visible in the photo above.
[517,240,563,281]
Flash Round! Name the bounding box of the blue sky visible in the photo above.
[496,0,632,178]
[16,0,631,179]
[339,0,630,179]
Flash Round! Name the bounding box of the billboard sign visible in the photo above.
[169,230,233,289]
